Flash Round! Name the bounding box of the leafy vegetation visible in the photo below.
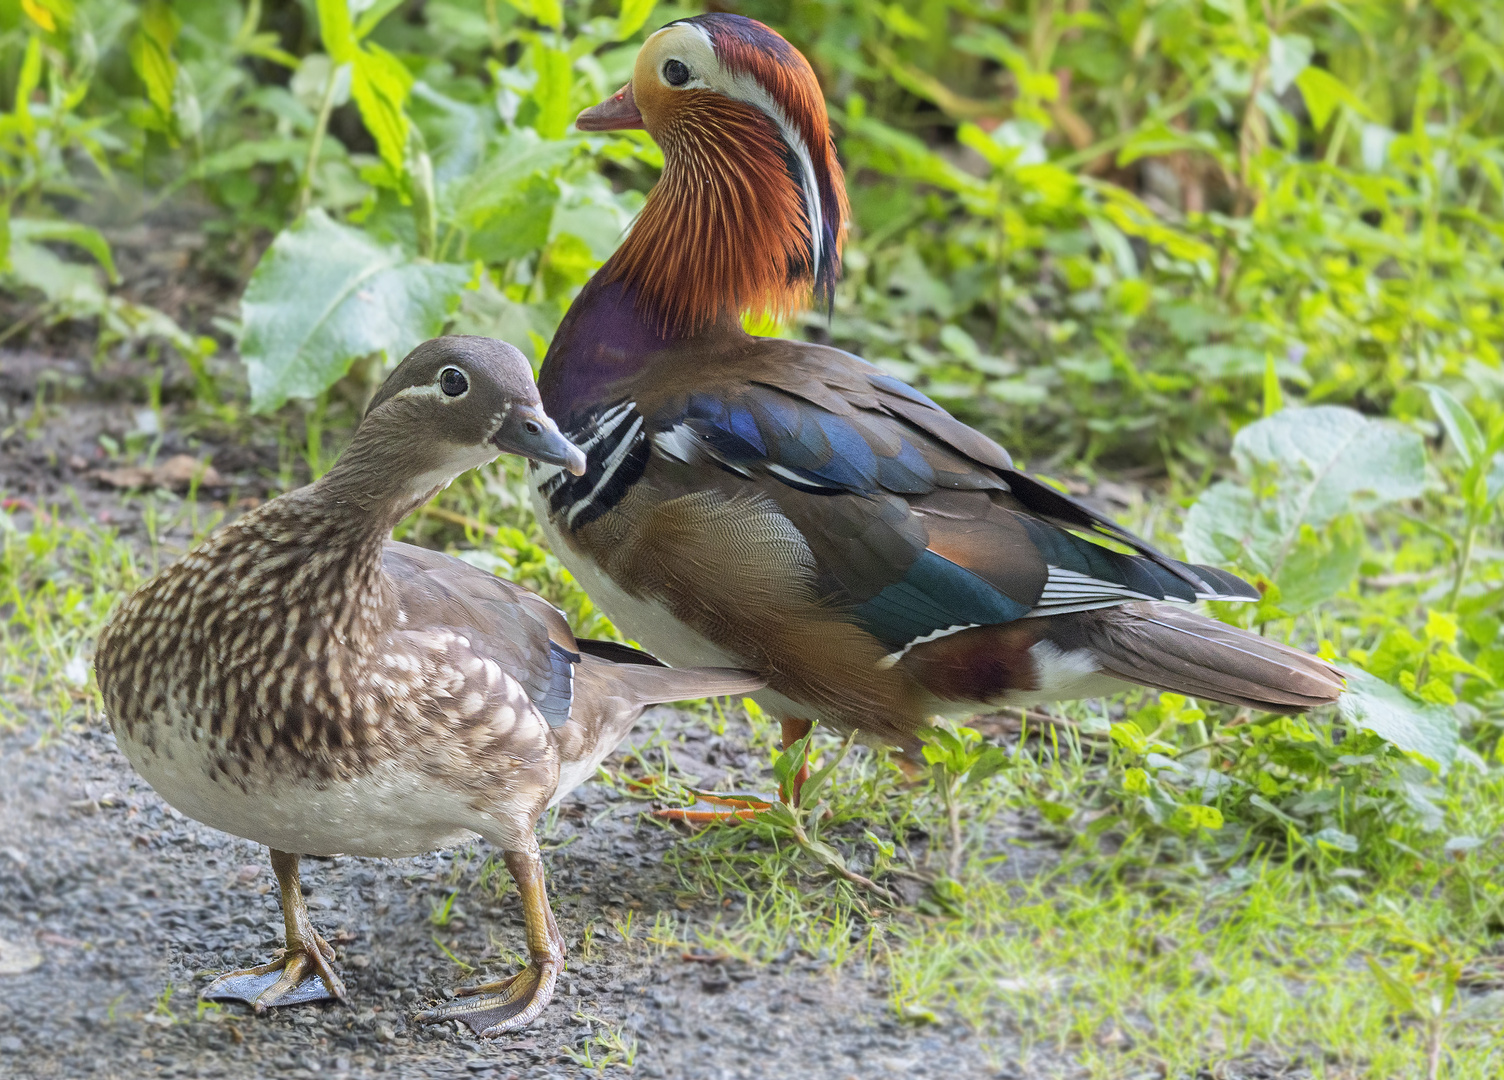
[3,0,1504,1076]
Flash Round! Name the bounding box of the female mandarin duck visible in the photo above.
[95,336,761,1035]
[532,15,1342,786]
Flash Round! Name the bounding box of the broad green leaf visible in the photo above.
[239,210,468,413]
[11,218,117,282]
[615,0,657,40]
[449,277,559,361]
[1311,827,1359,853]
[354,0,406,39]
[1183,406,1425,585]
[1423,384,1485,469]
[1338,668,1459,774]
[190,138,307,181]
[1274,517,1364,614]
[5,239,106,306]
[963,746,1009,791]
[447,130,579,228]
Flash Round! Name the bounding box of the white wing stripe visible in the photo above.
[566,415,644,528]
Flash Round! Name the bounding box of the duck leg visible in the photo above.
[416,839,566,1037]
[202,849,348,1010]
[779,716,813,806]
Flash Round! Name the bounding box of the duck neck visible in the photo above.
[538,274,747,421]
[307,420,453,536]
[540,103,819,419]
[238,424,455,643]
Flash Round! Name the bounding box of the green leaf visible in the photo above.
[1183,407,1426,589]
[1275,516,1364,614]
[1267,34,1312,95]
[13,35,43,137]
[130,0,180,120]
[447,130,579,228]
[800,733,855,807]
[351,44,414,175]
[504,0,563,30]
[963,746,1009,791]
[531,42,573,140]
[4,238,106,306]
[1262,353,1283,416]
[316,0,357,63]
[1295,67,1370,132]
[1338,668,1459,774]
[1172,804,1224,831]
[239,210,468,413]
[11,218,117,282]
[1422,384,1485,470]
[615,0,657,40]
[354,0,407,39]
[771,732,811,793]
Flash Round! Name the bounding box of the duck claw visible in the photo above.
[417,960,558,1037]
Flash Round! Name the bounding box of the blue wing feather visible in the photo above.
[852,550,1032,650]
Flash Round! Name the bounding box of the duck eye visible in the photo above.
[663,59,690,86]
[439,367,468,397]
[524,419,542,435]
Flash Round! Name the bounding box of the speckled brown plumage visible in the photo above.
[95,336,762,1034]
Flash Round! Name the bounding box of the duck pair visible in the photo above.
[98,13,1342,1037]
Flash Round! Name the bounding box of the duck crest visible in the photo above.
[588,14,848,340]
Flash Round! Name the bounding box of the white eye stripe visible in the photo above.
[657,22,824,272]
[390,383,444,402]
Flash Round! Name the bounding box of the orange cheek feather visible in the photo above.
[605,93,820,335]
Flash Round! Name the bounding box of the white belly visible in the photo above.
[115,729,478,858]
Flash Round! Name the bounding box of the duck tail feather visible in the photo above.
[1047,602,1344,714]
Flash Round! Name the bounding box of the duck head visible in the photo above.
[324,336,586,522]
[577,13,848,337]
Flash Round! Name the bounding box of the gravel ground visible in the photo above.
[0,712,1029,1080]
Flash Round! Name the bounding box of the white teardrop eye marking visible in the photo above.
[663,58,690,86]
[439,367,469,398]
[524,419,542,435]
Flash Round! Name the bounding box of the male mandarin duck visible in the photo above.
[529,14,1343,781]
[95,336,761,1035]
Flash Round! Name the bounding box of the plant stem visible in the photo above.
[1446,519,1476,611]
[304,393,328,480]
[946,777,963,880]
[295,62,345,220]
